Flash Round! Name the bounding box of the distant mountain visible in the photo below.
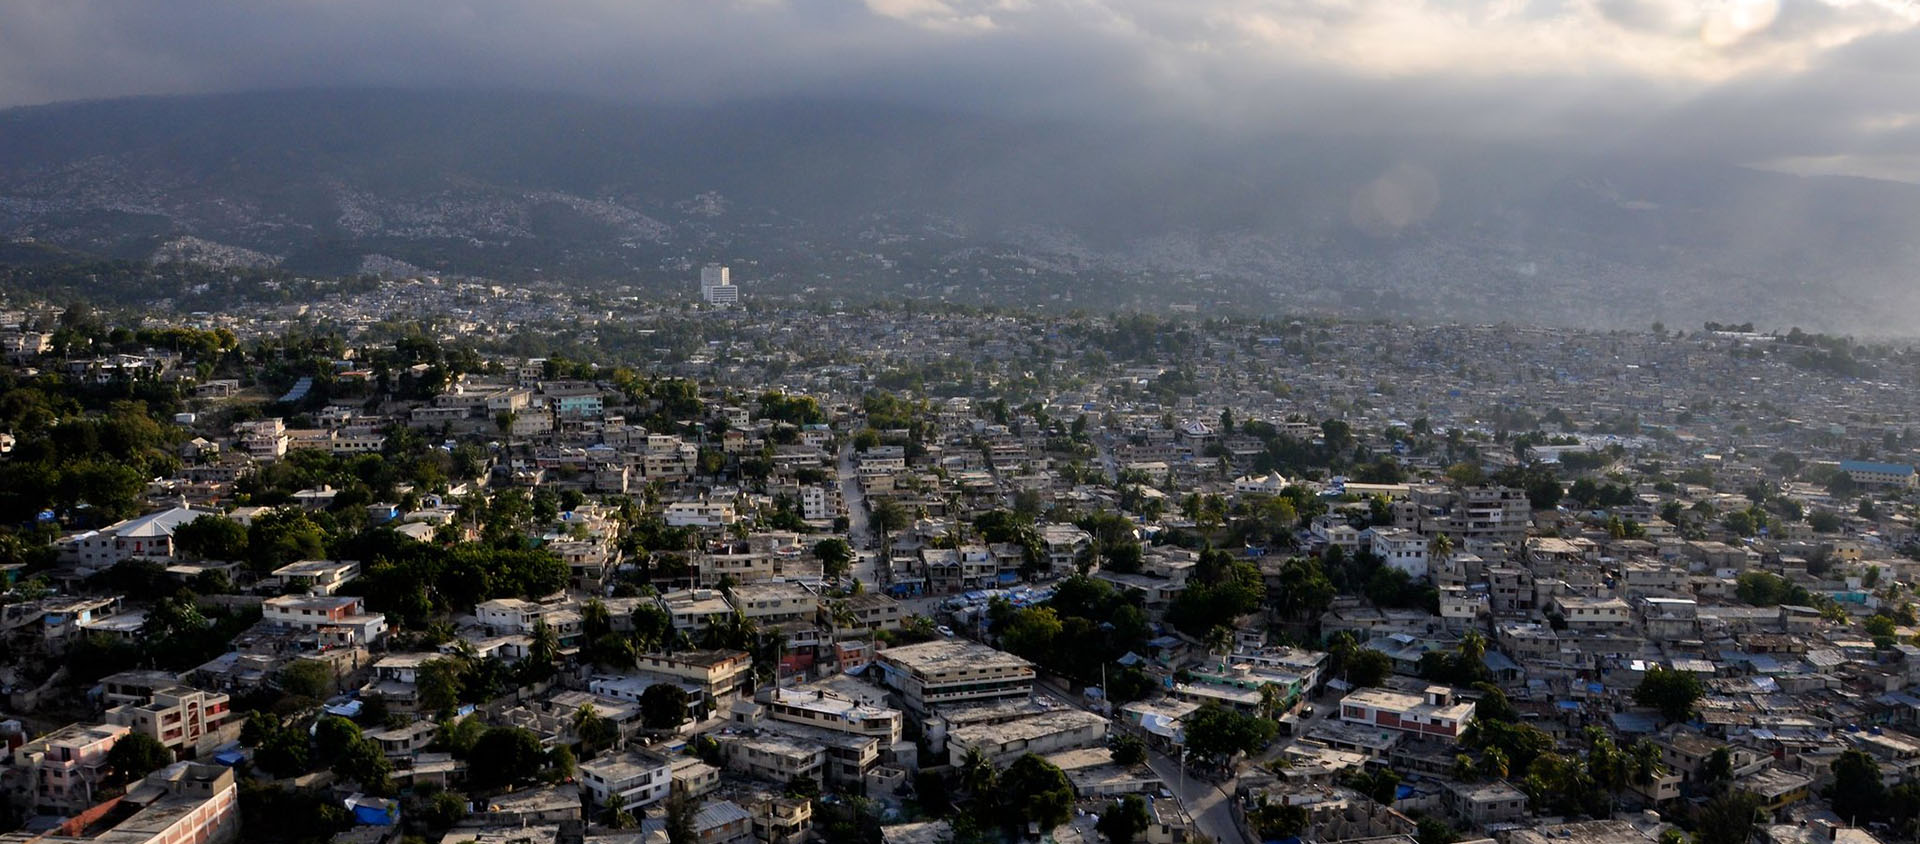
[1,89,1915,332]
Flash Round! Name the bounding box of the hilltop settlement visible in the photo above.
[0,271,1914,844]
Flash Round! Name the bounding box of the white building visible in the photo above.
[1368,527,1429,578]
[260,595,388,646]
[578,748,674,810]
[666,500,738,528]
[1338,685,1476,743]
[701,265,739,306]
[55,507,205,571]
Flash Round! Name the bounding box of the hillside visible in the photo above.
[1,89,1915,331]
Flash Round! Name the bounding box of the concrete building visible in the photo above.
[701,265,740,306]
[260,595,388,646]
[0,762,238,844]
[55,507,205,571]
[104,686,232,759]
[6,723,131,814]
[621,650,753,710]
[945,709,1109,766]
[873,639,1035,715]
[1840,460,1918,489]
[762,687,903,746]
[1338,686,1476,742]
[578,747,674,810]
[1368,528,1429,578]
[267,559,360,596]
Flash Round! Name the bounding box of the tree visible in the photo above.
[1348,767,1403,816]
[1695,791,1763,844]
[1702,747,1734,786]
[547,744,576,782]
[1345,648,1393,688]
[1828,748,1888,825]
[1416,816,1459,844]
[417,658,465,718]
[1250,797,1309,840]
[915,770,952,817]
[999,754,1075,832]
[814,538,853,580]
[640,683,692,730]
[108,732,172,783]
[665,792,702,844]
[1633,666,1704,724]
[1000,607,1063,663]
[1111,735,1147,768]
[603,791,637,829]
[528,619,559,674]
[1097,795,1151,844]
[333,736,394,794]
[575,705,621,757]
[277,659,335,700]
[1183,703,1277,762]
[172,515,249,561]
[468,727,548,790]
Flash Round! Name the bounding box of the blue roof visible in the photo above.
[1841,460,1916,476]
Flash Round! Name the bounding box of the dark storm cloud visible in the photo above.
[2,0,1919,168]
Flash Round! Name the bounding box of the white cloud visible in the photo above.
[0,0,1916,163]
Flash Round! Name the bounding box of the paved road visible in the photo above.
[1146,747,1250,844]
[1034,680,1250,844]
[837,439,881,586]
[1092,432,1120,484]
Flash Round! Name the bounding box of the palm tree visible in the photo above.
[1453,754,1479,782]
[582,598,611,639]
[1629,739,1667,795]
[603,791,636,828]
[1482,746,1510,779]
[1458,630,1487,666]
[1205,625,1234,666]
[1258,683,1284,721]
[821,599,858,642]
[530,619,559,668]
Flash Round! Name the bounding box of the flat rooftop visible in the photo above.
[949,709,1106,747]
[878,639,1032,674]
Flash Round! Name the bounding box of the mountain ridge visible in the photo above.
[0,89,1915,332]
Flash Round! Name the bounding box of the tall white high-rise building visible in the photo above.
[700,265,738,305]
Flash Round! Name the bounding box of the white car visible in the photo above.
[936,625,955,637]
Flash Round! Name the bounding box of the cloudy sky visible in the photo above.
[4,0,1919,176]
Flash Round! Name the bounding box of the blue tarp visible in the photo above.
[212,750,246,766]
[351,803,397,825]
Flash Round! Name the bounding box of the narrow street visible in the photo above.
[1092,432,1120,484]
[1146,748,1250,844]
[838,438,880,586]
[1035,679,1250,844]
